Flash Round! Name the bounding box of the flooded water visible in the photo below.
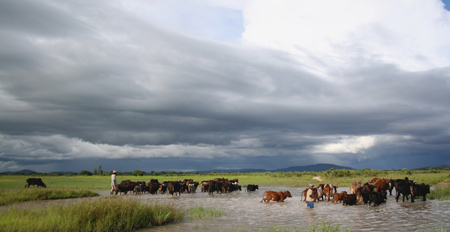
[3,186,449,231]
[122,186,449,232]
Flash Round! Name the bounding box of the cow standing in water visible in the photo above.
[261,191,292,202]
[350,177,364,194]
[25,178,46,188]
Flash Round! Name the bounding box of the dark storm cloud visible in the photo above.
[1,0,449,172]
[0,0,88,37]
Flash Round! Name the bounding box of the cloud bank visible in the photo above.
[0,0,449,172]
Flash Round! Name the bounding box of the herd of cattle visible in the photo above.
[110,178,250,196]
[24,176,431,207]
[293,177,431,206]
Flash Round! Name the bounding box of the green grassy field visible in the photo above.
[2,169,449,191]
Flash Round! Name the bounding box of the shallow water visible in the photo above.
[128,186,450,232]
[3,187,449,231]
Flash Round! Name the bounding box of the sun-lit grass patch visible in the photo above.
[429,185,450,201]
[0,188,99,206]
[0,198,184,232]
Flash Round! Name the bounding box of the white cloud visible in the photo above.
[242,0,450,75]
[313,135,375,154]
[231,138,263,148]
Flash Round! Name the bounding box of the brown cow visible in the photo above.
[350,177,364,194]
[261,191,292,203]
[323,183,338,201]
[316,184,325,201]
[369,178,390,193]
[301,188,319,201]
[332,191,347,203]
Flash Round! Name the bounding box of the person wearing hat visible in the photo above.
[111,170,118,194]
[306,184,315,208]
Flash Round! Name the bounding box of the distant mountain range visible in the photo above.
[197,163,356,173]
[0,169,76,174]
[1,169,37,174]
[414,164,450,170]
[1,163,354,174]
[4,163,449,174]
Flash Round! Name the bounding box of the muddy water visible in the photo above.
[127,186,450,232]
[3,187,449,231]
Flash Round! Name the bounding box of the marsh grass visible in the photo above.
[429,185,450,200]
[0,188,99,206]
[186,206,225,219]
[0,198,183,232]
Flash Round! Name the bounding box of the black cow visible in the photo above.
[369,191,386,206]
[168,181,181,196]
[246,184,259,191]
[147,179,160,194]
[343,194,357,206]
[160,182,168,194]
[133,185,144,195]
[391,178,413,202]
[208,181,220,194]
[117,180,139,195]
[411,183,430,202]
[25,178,47,188]
[356,186,370,204]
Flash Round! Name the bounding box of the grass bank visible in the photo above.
[0,198,183,232]
[0,188,99,206]
[429,185,450,201]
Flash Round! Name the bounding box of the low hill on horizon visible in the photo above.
[198,163,355,173]
[4,163,450,174]
[414,164,450,170]
[274,163,356,172]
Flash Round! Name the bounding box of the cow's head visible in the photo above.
[284,191,292,198]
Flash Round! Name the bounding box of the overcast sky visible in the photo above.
[1,0,450,173]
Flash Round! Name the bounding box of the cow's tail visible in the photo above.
[260,192,266,203]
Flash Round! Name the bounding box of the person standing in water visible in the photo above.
[306,184,315,208]
[111,170,118,195]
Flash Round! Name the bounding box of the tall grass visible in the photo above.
[0,198,184,232]
[429,185,450,200]
[0,188,99,206]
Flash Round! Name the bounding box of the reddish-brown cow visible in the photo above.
[261,191,292,203]
[369,178,390,193]
[323,183,338,201]
[332,191,347,203]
